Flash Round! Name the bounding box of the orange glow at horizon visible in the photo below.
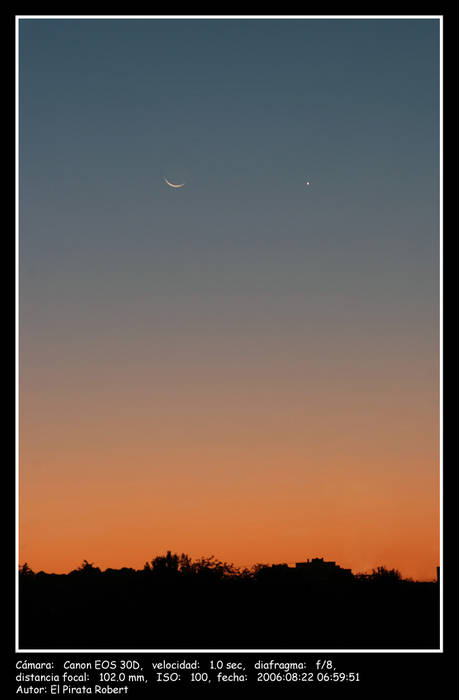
[19,316,439,582]
[19,393,439,581]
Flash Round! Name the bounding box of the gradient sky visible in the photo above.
[19,17,440,580]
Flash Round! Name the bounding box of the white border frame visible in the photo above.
[15,13,443,655]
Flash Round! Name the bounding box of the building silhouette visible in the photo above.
[294,557,353,581]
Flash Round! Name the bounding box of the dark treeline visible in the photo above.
[19,552,439,649]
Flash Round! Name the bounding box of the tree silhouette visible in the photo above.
[370,566,402,581]
[19,562,35,577]
[70,559,101,575]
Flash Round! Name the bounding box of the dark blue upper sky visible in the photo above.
[20,16,440,384]
[19,17,440,382]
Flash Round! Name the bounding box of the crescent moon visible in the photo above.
[164,177,185,188]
